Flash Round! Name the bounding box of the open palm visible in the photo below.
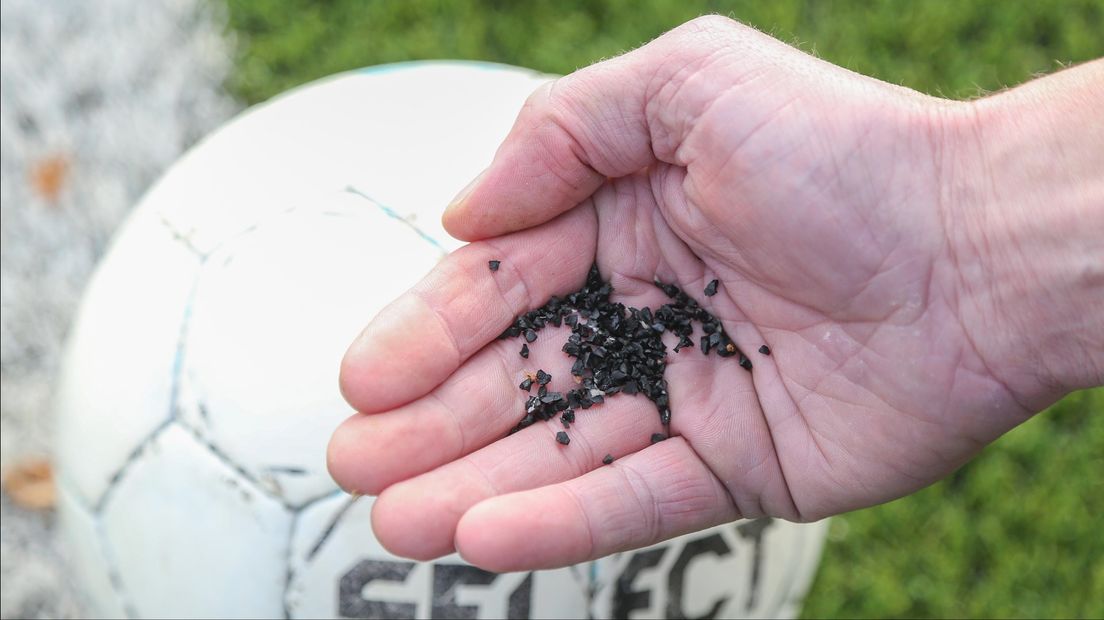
[329,16,1040,571]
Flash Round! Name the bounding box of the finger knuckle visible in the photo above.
[679,14,741,38]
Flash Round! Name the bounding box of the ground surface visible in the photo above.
[1,1,1101,618]
[0,0,235,617]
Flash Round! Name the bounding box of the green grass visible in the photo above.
[225,0,1103,104]
[223,1,1104,617]
[810,388,1104,618]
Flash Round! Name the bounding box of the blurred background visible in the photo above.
[1,0,1101,617]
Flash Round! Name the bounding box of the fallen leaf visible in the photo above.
[29,154,70,203]
[2,457,56,510]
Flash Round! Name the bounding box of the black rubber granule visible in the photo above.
[488,260,501,272]
[555,431,570,445]
[650,433,667,444]
[602,454,614,465]
[502,264,749,440]
[520,343,529,358]
[519,377,533,391]
[540,392,564,404]
[704,279,719,296]
[759,344,771,355]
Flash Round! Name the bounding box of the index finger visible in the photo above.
[340,204,597,414]
[441,16,791,241]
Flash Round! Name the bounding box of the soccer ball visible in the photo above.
[54,62,829,619]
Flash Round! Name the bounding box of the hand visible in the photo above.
[328,16,1104,571]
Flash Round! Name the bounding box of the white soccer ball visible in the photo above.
[54,61,829,619]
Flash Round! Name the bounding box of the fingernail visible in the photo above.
[447,168,487,211]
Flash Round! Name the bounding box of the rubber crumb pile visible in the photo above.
[495,264,755,447]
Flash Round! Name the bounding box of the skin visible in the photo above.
[328,16,1104,572]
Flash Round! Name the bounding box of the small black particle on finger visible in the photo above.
[759,344,771,355]
[602,454,614,465]
[524,329,537,343]
[738,353,753,371]
[704,279,719,296]
[650,433,667,444]
[556,431,570,445]
[536,369,552,385]
[488,260,501,271]
[519,377,533,391]
[520,343,529,358]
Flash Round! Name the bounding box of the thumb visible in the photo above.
[442,15,785,241]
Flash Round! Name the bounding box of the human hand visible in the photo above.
[329,17,1104,571]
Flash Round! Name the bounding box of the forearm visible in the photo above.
[944,59,1104,410]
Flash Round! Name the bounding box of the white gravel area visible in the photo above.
[1,0,238,616]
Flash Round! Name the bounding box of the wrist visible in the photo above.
[939,61,1104,410]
